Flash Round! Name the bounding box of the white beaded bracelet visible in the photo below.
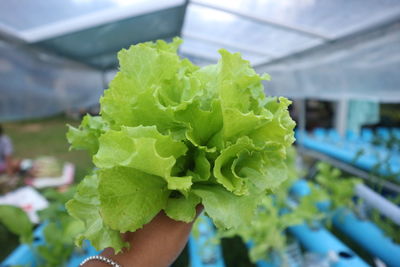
[79,255,122,267]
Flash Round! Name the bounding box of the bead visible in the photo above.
[79,255,121,267]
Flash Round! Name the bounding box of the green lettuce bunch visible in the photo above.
[66,38,295,252]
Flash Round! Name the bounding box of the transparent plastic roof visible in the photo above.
[0,0,399,69]
[1,0,129,31]
[0,0,399,121]
[180,0,400,66]
[181,4,323,61]
[0,0,184,31]
[258,23,400,102]
[180,37,273,66]
[192,0,400,38]
[0,0,185,43]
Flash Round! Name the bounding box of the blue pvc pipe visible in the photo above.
[297,132,400,178]
[1,244,37,267]
[361,129,374,143]
[189,215,225,267]
[376,128,390,141]
[393,128,400,139]
[290,179,310,197]
[346,130,359,142]
[291,180,400,267]
[313,128,327,141]
[289,180,370,267]
[288,224,369,267]
[333,210,400,267]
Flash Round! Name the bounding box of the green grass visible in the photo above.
[2,115,92,182]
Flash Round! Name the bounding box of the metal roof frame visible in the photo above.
[182,32,274,57]
[0,0,185,43]
[1,0,398,72]
[255,15,400,69]
[182,0,400,68]
[190,0,331,41]
[180,48,220,62]
[185,0,332,67]
[180,46,271,67]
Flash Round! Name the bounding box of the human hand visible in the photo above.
[83,205,203,267]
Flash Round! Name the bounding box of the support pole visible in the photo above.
[335,99,348,136]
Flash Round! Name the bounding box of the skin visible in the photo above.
[83,206,203,267]
[0,126,20,176]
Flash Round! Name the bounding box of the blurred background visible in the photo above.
[0,0,399,267]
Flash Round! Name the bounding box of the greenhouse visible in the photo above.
[0,0,399,267]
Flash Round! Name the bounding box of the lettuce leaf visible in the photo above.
[66,115,108,155]
[67,37,295,251]
[0,205,33,244]
[66,172,127,253]
[192,184,263,229]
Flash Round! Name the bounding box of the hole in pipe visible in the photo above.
[338,251,353,258]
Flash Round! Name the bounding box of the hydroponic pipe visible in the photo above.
[1,244,37,267]
[297,130,400,178]
[289,180,369,267]
[288,224,370,267]
[355,183,400,225]
[291,180,400,267]
[333,210,400,267]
